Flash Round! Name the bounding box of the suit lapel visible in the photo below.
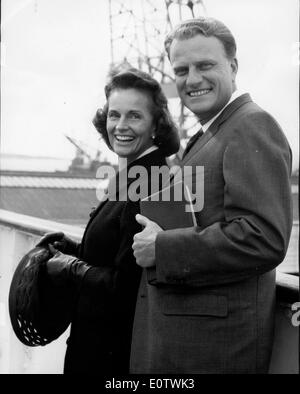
[182,94,252,165]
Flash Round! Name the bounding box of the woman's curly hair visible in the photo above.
[93,68,180,157]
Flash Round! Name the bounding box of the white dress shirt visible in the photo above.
[201,90,246,132]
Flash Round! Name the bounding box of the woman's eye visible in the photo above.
[108,112,119,119]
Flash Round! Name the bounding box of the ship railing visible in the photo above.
[0,209,298,374]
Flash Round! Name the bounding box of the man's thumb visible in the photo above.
[135,214,151,227]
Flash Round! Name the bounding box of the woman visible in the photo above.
[37,68,180,374]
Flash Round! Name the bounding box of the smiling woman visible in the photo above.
[32,67,180,375]
[106,89,156,164]
[93,68,180,159]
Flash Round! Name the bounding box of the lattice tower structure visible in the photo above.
[108,0,207,141]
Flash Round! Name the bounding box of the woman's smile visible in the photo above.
[107,88,156,163]
[114,134,135,142]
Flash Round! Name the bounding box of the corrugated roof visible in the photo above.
[0,188,101,226]
[1,176,108,189]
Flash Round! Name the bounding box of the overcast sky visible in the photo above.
[1,0,299,169]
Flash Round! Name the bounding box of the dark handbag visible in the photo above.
[9,246,77,346]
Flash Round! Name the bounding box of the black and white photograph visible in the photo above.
[0,0,299,377]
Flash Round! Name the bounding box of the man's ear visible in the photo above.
[231,58,238,78]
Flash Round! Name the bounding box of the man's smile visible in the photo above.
[187,88,212,97]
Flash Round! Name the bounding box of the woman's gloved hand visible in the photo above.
[36,232,80,257]
[46,245,91,287]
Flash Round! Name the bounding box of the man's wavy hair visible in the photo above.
[164,17,237,60]
[93,68,180,157]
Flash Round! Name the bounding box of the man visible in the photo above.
[131,17,293,374]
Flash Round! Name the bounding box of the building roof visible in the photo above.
[0,188,100,226]
[0,171,108,226]
[1,175,107,189]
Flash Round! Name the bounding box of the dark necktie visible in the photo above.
[182,128,204,158]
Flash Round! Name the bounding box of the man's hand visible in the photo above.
[132,214,163,268]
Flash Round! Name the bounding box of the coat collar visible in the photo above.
[79,149,167,252]
[90,149,167,215]
[181,93,252,165]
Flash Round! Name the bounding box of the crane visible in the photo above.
[65,134,102,173]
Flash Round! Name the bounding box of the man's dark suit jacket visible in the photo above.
[63,149,167,374]
[130,94,293,374]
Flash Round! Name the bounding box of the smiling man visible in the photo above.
[131,17,293,374]
[171,32,237,124]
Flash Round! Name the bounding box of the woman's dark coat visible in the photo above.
[64,149,167,374]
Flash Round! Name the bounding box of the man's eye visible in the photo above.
[199,63,213,70]
[129,113,141,119]
[174,68,187,77]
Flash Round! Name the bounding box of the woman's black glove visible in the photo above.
[46,245,91,287]
[36,232,80,257]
